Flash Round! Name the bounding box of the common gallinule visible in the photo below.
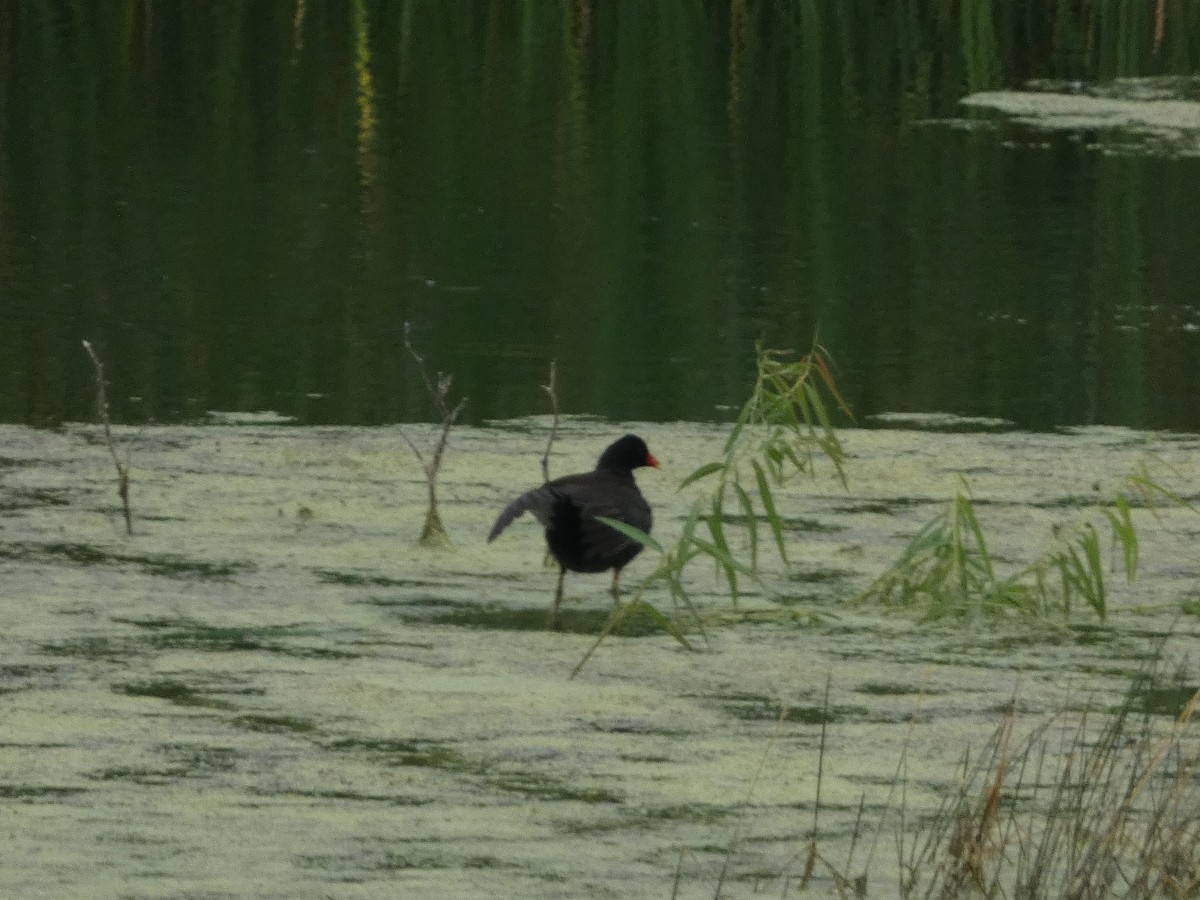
[488,434,660,627]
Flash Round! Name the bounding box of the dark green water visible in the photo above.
[3,3,1200,429]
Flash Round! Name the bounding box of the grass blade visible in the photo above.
[703,513,740,603]
[1102,496,1138,581]
[732,479,760,570]
[629,599,695,651]
[1079,525,1106,619]
[751,459,789,565]
[594,516,664,554]
[679,461,725,490]
[568,599,694,680]
[688,537,758,579]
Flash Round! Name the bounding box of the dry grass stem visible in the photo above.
[540,358,559,484]
[899,659,1200,899]
[81,339,133,535]
[399,324,466,547]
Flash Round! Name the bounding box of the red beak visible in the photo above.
[646,452,661,469]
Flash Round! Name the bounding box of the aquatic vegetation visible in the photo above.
[235,713,320,735]
[314,569,424,588]
[0,486,72,511]
[328,735,622,804]
[897,673,1200,899]
[40,635,136,661]
[538,358,560,483]
[391,596,672,637]
[3,419,1200,896]
[142,622,359,659]
[324,737,464,770]
[116,679,230,709]
[0,785,86,801]
[677,342,851,603]
[678,657,1200,899]
[962,79,1200,159]
[0,541,248,581]
[855,482,1138,621]
[81,340,134,534]
[488,773,620,804]
[398,324,466,548]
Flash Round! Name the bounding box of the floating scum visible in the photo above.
[0,418,1198,897]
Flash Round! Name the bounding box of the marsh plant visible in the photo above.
[539,358,560,484]
[898,667,1200,899]
[856,482,1139,621]
[81,339,134,535]
[571,342,1183,677]
[398,324,466,547]
[572,343,851,676]
[693,658,1200,899]
[678,342,851,603]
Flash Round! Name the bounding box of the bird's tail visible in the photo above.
[487,486,555,542]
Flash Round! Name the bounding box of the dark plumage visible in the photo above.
[488,434,660,626]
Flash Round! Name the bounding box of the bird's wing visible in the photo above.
[487,485,556,542]
[559,489,652,570]
[573,509,639,567]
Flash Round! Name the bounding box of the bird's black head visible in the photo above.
[596,434,660,473]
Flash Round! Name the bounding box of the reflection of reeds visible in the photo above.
[351,0,377,192]
[961,0,1002,91]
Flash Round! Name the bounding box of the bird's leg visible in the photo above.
[548,566,566,629]
[610,568,622,607]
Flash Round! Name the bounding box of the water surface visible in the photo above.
[2,6,1200,429]
[1,419,1197,897]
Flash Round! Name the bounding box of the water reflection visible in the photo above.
[1,3,1198,429]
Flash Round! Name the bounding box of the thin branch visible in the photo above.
[399,324,466,547]
[398,429,427,470]
[428,397,467,479]
[404,321,448,417]
[540,358,559,483]
[81,340,133,535]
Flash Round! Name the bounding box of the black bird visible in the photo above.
[488,434,660,626]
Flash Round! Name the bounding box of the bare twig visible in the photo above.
[404,323,444,415]
[400,324,466,546]
[540,358,559,483]
[80,341,117,454]
[540,358,561,570]
[81,340,133,535]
